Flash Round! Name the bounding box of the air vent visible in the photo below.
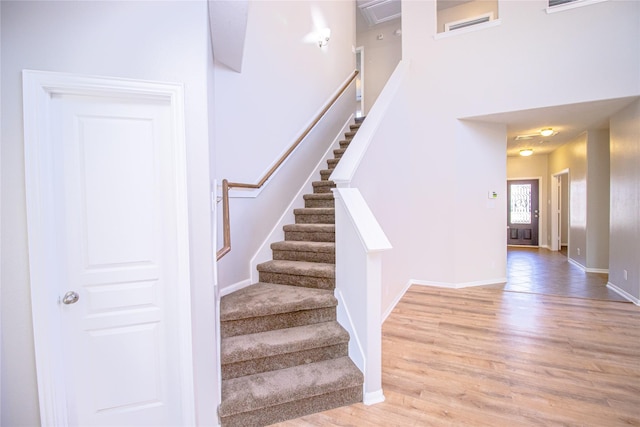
[445,12,493,32]
[549,0,580,7]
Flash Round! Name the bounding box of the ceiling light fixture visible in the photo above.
[520,148,534,157]
[540,128,554,137]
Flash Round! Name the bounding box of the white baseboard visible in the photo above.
[219,278,252,297]
[607,282,640,305]
[382,280,412,322]
[568,258,609,274]
[568,257,586,271]
[363,389,385,405]
[586,267,609,274]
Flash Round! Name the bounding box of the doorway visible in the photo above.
[507,179,540,246]
[551,169,570,253]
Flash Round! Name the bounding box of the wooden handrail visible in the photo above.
[217,70,359,260]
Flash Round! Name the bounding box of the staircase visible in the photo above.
[218,119,364,426]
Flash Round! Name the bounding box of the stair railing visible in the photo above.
[217,70,359,260]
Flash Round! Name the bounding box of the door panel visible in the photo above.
[507,179,539,246]
[58,96,179,425]
[24,71,193,427]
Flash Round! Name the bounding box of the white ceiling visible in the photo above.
[357,0,401,26]
[464,97,639,157]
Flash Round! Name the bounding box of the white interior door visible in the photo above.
[23,71,194,426]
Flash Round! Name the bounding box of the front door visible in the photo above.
[23,71,195,426]
[507,179,539,246]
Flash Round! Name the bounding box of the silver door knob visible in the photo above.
[62,291,80,305]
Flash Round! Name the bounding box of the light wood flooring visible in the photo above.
[498,247,628,302]
[274,249,639,426]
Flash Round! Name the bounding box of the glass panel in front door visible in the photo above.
[507,180,539,246]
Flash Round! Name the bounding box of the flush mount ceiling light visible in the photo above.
[520,148,534,157]
[318,28,331,47]
[540,128,554,137]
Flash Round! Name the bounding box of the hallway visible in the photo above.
[500,247,628,302]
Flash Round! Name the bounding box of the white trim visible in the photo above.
[586,267,609,274]
[355,46,365,118]
[333,189,392,252]
[332,60,409,186]
[546,0,608,14]
[382,280,412,322]
[22,70,195,426]
[363,389,385,406]
[607,282,640,305]
[335,288,365,379]
[551,169,569,252]
[568,257,586,271]
[434,19,501,40]
[219,278,253,298]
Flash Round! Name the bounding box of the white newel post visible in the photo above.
[333,188,391,405]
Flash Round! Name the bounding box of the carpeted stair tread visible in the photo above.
[219,357,363,417]
[293,207,334,215]
[221,321,348,365]
[344,131,356,138]
[283,223,335,233]
[257,260,335,278]
[283,223,335,242]
[320,169,333,180]
[271,240,335,253]
[303,193,334,201]
[220,282,336,322]
[293,207,335,224]
[304,193,334,205]
[339,140,351,148]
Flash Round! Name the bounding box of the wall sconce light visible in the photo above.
[318,28,331,47]
[520,148,534,157]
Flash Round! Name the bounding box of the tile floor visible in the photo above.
[497,246,628,302]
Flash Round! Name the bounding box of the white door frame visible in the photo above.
[355,46,365,117]
[22,70,195,426]
[551,169,570,252]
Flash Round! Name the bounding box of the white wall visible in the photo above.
[507,154,549,248]
[350,65,412,315]
[586,129,610,270]
[609,99,640,301]
[356,15,402,114]
[549,133,588,266]
[0,2,217,425]
[394,0,639,290]
[214,0,356,290]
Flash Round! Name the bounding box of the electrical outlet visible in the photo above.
[577,248,580,256]
[624,270,628,280]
